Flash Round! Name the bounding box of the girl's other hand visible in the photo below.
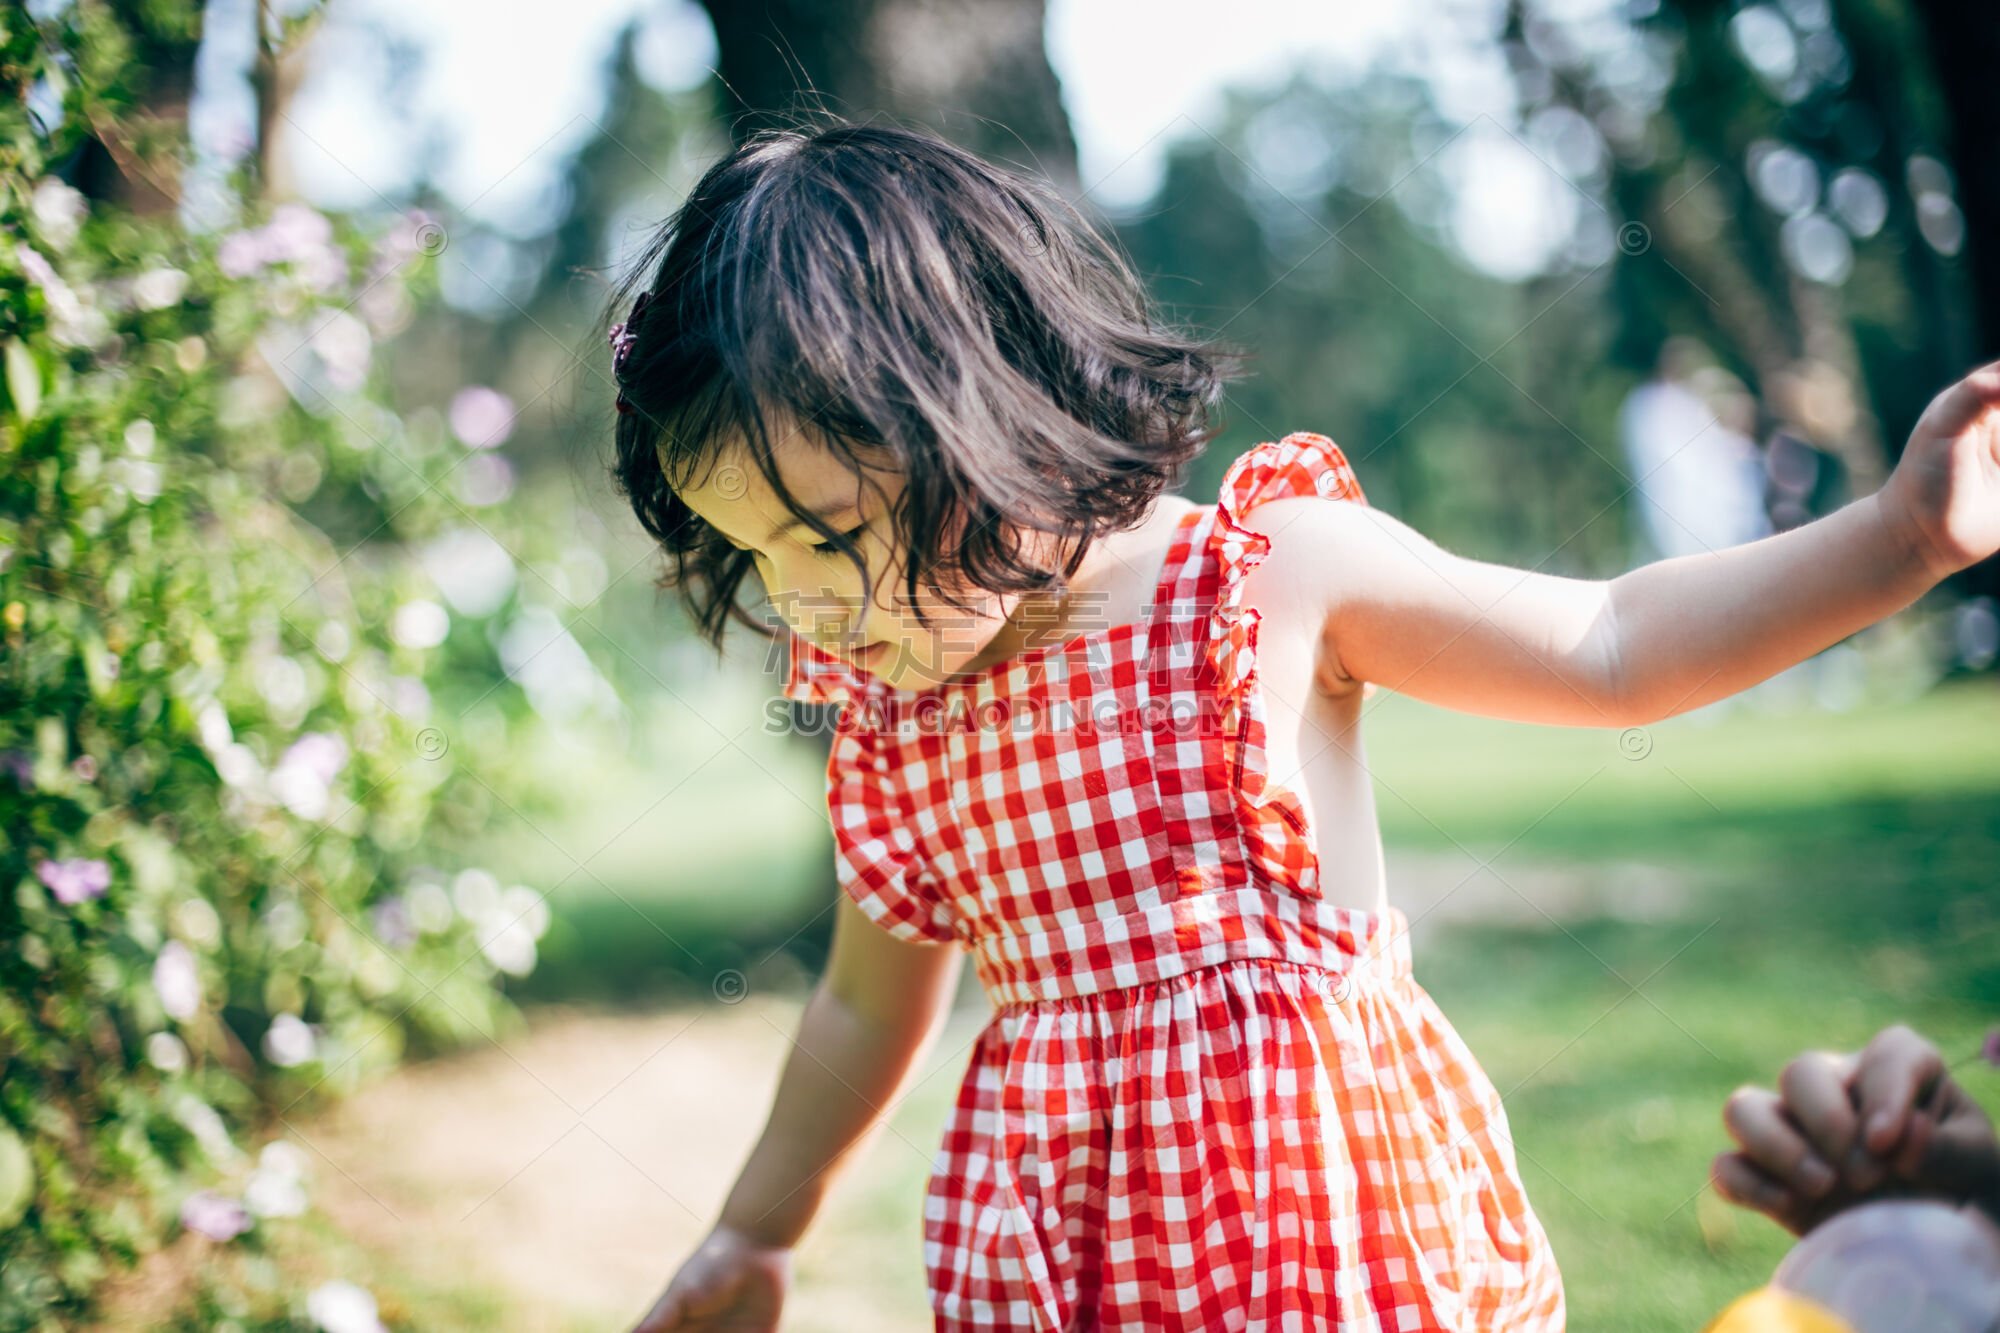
[1879,357,2000,581]
[1711,1023,2000,1236]
[628,1224,792,1332]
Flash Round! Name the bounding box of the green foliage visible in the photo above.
[0,5,558,1327]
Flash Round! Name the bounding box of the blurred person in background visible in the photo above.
[1619,336,1776,566]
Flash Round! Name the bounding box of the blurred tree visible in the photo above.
[63,1,205,213]
[248,0,323,200]
[1115,69,1632,572]
[695,0,1079,192]
[1514,0,1995,602]
[1908,0,2000,359]
[63,1,323,210]
[1906,0,2000,664]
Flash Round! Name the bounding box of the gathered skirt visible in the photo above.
[921,911,1567,1331]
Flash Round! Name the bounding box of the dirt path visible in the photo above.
[297,848,1695,1330]
[303,990,988,1331]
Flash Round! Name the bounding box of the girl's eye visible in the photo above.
[810,523,869,556]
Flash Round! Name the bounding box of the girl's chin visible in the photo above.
[861,641,967,687]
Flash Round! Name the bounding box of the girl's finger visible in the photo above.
[1852,1024,1945,1156]
[1778,1049,1861,1177]
[681,1281,729,1319]
[1723,1085,1838,1198]
[1917,361,2000,440]
[1712,1150,1802,1227]
[634,1292,682,1333]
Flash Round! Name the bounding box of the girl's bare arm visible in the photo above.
[1237,486,1934,729]
[712,891,964,1248]
[1243,366,2000,728]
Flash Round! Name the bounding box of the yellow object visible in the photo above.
[1702,1286,1858,1333]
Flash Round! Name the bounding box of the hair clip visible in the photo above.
[608,289,652,416]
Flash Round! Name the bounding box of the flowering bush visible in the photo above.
[1,7,563,1327]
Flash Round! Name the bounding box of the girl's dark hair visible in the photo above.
[605,112,1251,651]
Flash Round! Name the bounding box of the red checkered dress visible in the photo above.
[782,433,1566,1332]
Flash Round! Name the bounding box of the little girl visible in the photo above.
[610,118,2000,1332]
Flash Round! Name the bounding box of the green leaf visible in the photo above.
[0,1122,34,1230]
[81,631,115,699]
[3,340,40,423]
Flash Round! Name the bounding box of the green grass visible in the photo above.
[475,677,841,1005]
[1368,678,2000,1329]
[1367,670,2000,852]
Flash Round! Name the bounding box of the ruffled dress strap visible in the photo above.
[780,630,856,707]
[1205,431,1370,901]
[781,630,959,943]
[780,624,916,716]
[821,705,960,945]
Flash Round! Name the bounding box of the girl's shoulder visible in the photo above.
[1203,431,1379,727]
[1204,430,1371,604]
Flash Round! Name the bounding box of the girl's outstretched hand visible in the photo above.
[628,1224,792,1333]
[1879,357,2000,580]
[1711,1023,2000,1237]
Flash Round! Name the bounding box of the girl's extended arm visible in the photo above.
[712,891,964,1248]
[1243,486,1922,727]
[1243,366,2000,728]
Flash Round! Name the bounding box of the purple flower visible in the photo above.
[215,203,342,286]
[15,244,58,289]
[449,386,516,449]
[272,731,349,821]
[71,754,97,782]
[0,750,32,788]
[369,895,417,950]
[387,208,440,261]
[1982,1027,2000,1069]
[264,202,333,258]
[180,1189,252,1241]
[217,229,264,278]
[36,857,110,905]
[281,732,348,785]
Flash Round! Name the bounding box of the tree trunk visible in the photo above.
[68,4,205,214]
[1908,0,2000,364]
[250,0,324,202]
[694,0,1081,199]
[1903,0,2000,604]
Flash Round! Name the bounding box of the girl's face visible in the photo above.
[673,428,1034,691]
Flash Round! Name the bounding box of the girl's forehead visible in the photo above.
[671,431,901,537]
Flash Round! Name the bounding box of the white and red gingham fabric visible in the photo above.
[782,432,1566,1331]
